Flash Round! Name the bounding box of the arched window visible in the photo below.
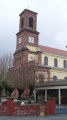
[22,18,24,28]
[63,60,66,68]
[39,75,44,84]
[54,58,58,67]
[53,76,57,81]
[44,56,48,65]
[29,17,33,28]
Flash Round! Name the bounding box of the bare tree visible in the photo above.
[11,61,36,89]
[0,55,37,98]
[8,60,37,99]
[0,53,13,88]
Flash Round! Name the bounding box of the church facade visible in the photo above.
[14,9,67,105]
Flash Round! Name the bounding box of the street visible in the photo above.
[0,115,67,120]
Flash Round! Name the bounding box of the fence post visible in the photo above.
[6,98,14,116]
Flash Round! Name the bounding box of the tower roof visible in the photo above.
[19,9,38,16]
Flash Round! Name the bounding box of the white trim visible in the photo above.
[42,52,67,58]
[35,85,67,90]
[59,89,61,105]
[36,64,67,71]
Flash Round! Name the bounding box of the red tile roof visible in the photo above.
[39,45,67,57]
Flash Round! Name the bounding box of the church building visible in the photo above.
[14,9,67,105]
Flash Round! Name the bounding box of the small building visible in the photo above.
[34,79,67,105]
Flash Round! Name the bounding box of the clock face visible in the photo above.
[29,36,34,43]
[18,37,22,44]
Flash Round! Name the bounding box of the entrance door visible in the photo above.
[36,90,45,103]
[47,89,58,104]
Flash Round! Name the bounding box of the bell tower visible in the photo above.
[16,9,39,50]
[14,9,39,68]
[19,9,37,31]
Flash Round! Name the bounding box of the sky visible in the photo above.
[0,0,67,57]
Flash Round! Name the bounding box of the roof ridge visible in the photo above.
[38,45,67,57]
[38,45,67,52]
